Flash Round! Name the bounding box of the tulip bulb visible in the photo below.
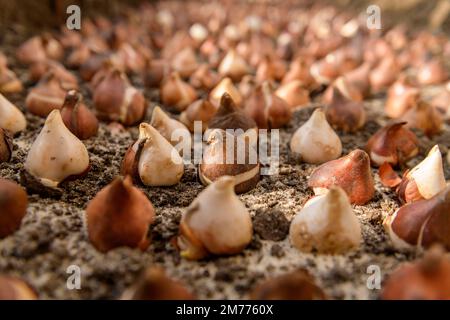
[144,59,170,88]
[0,128,13,163]
[289,187,362,253]
[282,58,315,88]
[290,109,342,164]
[0,65,23,94]
[245,81,292,129]
[29,61,78,90]
[86,176,155,253]
[275,80,310,109]
[417,59,448,85]
[210,77,243,108]
[208,93,256,131]
[121,267,195,300]
[250,270,326,300]
[325,87,366,132]
[25,73,66,117]
[24,110,90,189]
[121,123,184,186]
[400,99,442,137]
[344,62,371,98]
[94,69,146,125]
[0,94,26,134]
[366,121,418,167]
[0,178,28,238]
[382,246,450,299]
[177,176,253,260]
[385,76,419,118]
[322,76,363,104]
[370,55,399,93]
[218,49,250,81]
[60,90,98,140]
[189,64,219,90]
[255,55,286,83]
[160,72,198,112]
[308,149,375,205]
[149,106,191,151]
[0,276,37,300]
[180,99,217,132]
[385,185,450,251]
[16,35,61,65]
[171,47,198,78]
[396,145,446,204]
[199,129,260,194]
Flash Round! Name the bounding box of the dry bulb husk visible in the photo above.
[0,93,27,134]
[289,187,362,253]
[177,176,253,260]
[0,178,28,238]
[86,176,155,253]
[308,149,375,205]
[290,108,342,164]
[23,110,90,194]
[121,123,184,186]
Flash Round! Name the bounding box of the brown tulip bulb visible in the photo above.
[144,59,170,88]
[199,129,260,194]
[0,178,27,238]
[0,276,37,300]
[60,90,98,140]
[431,88,450,118]
[308,149,375,205]
[25,73,66,117]
[385,185,450,251]
[250,270,326,300]
[385,76,419,118]
[366,121,419,167]
[218,49,250,81]
[160,72,198,112]
[208,93,256,131]
[370,55,399,93]
[255,55,287,83]
[400,99,442,137]
[282,58,315,88]
[80,54,111,81]
[121,267,195,300]
[189,64,219,90]
[322,76,363,104]
[85,176,155,253]
[171,47,198,78]
[16,35,61,65]
[0,128,12,163]
[325,87,366,132]
[275,80,310,109]
[382,246,450,299]
[94,69,146,126]
[344,62,371,98]
[210,77,243,108]
[417,58,448,85]
[29,61,78,90]
[0,65,23,94]
[180,99,217,132]
[66,43,91,68]
[245,81,292,129]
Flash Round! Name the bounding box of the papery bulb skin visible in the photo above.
[0,178,28,238]
[218,49,250,81]
[171,47,198,78]
[180,99,217,132]
[210,77,243,108]
[245,82,292,129]
[149,106,191,151]
[385,76,420,118]
[0,94,27,134]
[382,247,450,299]
[396,145,446,204]
[86,176,155,253]
[249,270,326,300]
[0,276,37,300]
[417,59,448,85]
[325,87,366,132]
[177,176,253,260]
[365,121,419,167]
[94,69,146,126]
[275,80,310,109]
[60,90,98,140]
[160,72,198,112]
[189,64,219,90]
[308,149,375,205]
[25,73,66,117]
[199,129,260,194]
[208,93,256,131]
[385,185,450,251]
[289,187,362,253]
[0,65,23,94]
[0,128,12,163]
[121,123,184,187]
[290,109,342,164]
[121,267,195,300]
[400,99,442,137]
[23,110,90,190]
